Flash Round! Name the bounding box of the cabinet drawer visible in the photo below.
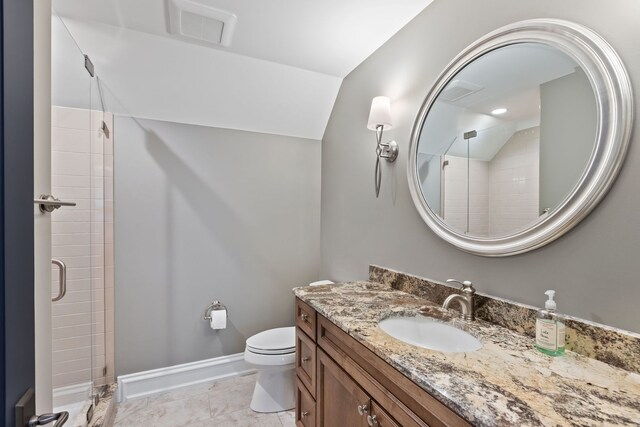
[296,377,316,427]
[368,401,401,427]
[296,327,316,398]
[296,298,316,341]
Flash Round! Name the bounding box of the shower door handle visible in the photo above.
[52,259,67,302]
[16,389,69,427]
[34,194,76,213]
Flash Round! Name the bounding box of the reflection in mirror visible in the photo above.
[417,43,597,237]
[409,19,632,256]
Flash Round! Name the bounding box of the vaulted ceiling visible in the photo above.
[52,0,433,139]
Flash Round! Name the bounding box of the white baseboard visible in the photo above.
[116,353,255,403]
[53,382,92,408]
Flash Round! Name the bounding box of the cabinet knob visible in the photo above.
[357,404,369,416]
[367,415,379,426]
[301,411,309,418]
[301,313,309,322]
[301,356,311,362]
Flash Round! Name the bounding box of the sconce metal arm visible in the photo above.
[374,125,399,197]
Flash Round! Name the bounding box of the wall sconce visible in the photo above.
[367,96,398,198]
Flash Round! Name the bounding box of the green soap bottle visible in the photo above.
[535,290,565,356]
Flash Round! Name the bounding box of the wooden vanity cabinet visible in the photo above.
[295,298,470,427]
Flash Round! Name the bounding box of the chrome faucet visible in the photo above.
[442,279,476,321]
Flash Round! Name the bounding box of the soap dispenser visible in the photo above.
[535,290,565,356]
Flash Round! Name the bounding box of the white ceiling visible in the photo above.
[447,43,577,121]
[53,0,433,78]
[53,16,343,139]
[51,0,433,139]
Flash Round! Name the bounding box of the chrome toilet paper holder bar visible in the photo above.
[203,301,228,321]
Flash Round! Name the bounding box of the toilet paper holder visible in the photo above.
[203,301,228,321]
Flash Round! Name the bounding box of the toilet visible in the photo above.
[244,280,334,413]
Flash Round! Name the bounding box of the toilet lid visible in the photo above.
[246,326,295,353]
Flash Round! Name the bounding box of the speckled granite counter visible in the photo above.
[294,282,640,427]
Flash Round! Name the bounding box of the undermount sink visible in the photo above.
[378,315,482,353]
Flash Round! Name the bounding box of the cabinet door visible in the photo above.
[317,349,369,427]
[367,401,401,427]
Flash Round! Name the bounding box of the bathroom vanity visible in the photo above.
[293,270,640,426]
[295,298,468,427]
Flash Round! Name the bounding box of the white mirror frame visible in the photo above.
[407,19,633,257]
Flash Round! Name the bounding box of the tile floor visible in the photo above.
[114,373,295,427]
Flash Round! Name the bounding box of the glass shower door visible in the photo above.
[51,9,108,425]
[89,73,111,402]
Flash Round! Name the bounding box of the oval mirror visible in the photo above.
[408,19,633,256]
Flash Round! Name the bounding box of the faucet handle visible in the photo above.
[446,279,475,292]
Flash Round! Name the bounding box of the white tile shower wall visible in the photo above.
[469,159,489,236]
[488,127,540,236]
[443,155,466,233]
[51,106,114,396]
[443,155,489,236]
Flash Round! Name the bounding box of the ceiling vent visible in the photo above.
[439,80,484,102]
[168,0,237,47]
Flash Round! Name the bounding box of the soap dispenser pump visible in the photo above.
[535,290,565,356]
[544,290,556,310]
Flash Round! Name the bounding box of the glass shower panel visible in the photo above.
[89,75,109,397]
[51,9,101,420]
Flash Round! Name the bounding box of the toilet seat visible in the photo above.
[246,346,295,355]
[246,326,295,355]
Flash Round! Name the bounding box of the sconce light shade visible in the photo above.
[367,96,393,130]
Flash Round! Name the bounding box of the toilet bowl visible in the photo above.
[244,279,334,413]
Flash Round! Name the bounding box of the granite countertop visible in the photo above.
[294,281,640,427]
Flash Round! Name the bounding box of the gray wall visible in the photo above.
[320,0,640,332]
[115,117,321,375]
[540,68,597,212]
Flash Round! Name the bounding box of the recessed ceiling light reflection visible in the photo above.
[491,108,507,115]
